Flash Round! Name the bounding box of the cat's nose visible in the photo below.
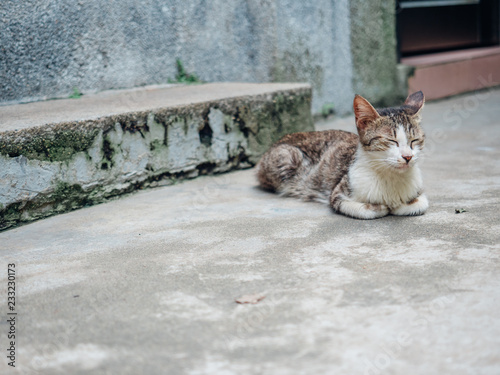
[402,155,412,164]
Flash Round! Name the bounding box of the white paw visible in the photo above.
[392,195,429,216]
[339,200,389,219]
[363,203,389,219]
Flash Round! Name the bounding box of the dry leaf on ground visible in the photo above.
[235,293,265,304]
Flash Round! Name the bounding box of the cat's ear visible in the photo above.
[404,91,425,116]
[353,95,380,133]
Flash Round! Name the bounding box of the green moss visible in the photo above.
[321,103,335,118]
[0,182,94,231]
[238,91,313,162]
[0,202,23,231]
[149,139,161,151]
[69,87,83,99]
[168,59,202,84]
[0,127,100,162]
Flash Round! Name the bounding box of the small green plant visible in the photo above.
[69,87,82,99]
[168,59,201,84]
[321,102,335,118]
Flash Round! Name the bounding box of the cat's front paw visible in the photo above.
[391,195,429,216]
[332,195,389,219]
[363,203,389,219]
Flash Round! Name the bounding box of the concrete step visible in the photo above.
[401,46,500,100]
[0,83,314,231]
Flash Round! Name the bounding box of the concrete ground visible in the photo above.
[1,89,500,375]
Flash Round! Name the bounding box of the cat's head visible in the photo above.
[353,91,425,173]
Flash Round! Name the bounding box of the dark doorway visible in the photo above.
[397,0,500,57]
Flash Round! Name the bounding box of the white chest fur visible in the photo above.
[348,150,423,208]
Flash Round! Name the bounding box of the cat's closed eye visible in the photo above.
[388,139,399,147]
[410,139,421,149]
[365,136,382,146]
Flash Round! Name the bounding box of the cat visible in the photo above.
[256,91,428,219]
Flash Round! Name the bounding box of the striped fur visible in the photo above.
[256,92,428,219]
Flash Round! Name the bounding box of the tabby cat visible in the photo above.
[256,91,428,219]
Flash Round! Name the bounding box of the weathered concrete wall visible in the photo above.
[0,0,399,114]
[0,83,313,230]
[271,1,355,114]
[350,0,401,106]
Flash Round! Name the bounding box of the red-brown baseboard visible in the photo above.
[401,46,500,100]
